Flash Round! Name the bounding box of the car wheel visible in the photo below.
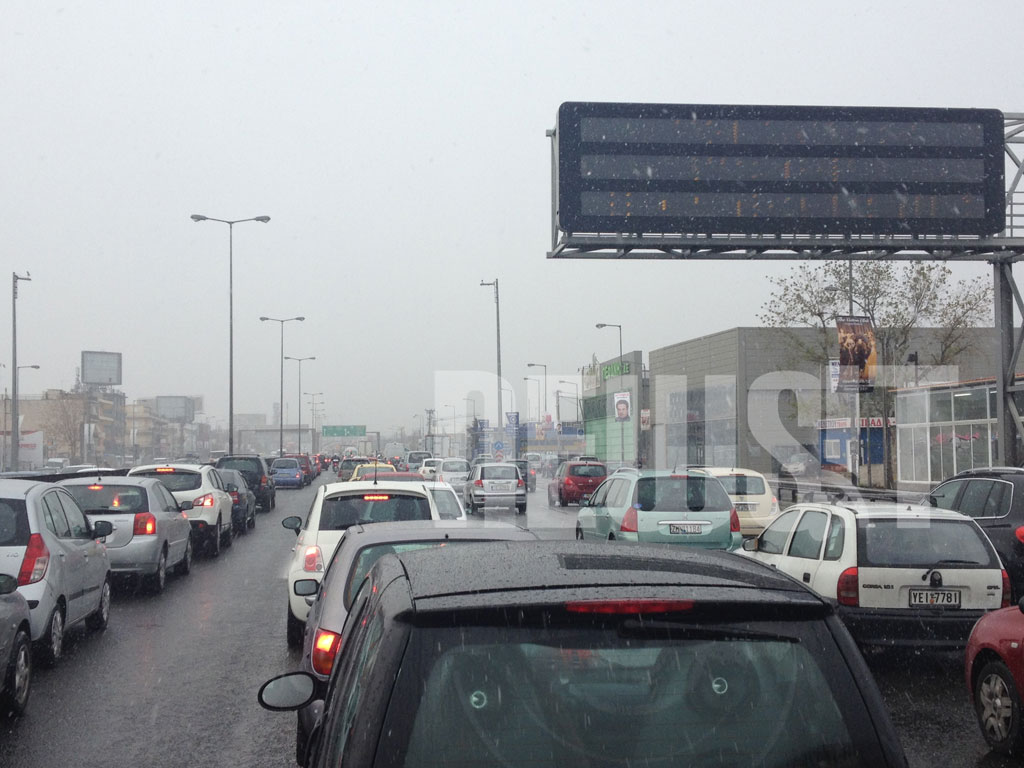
[86,578,111,632]
[38,605,64,668]
[516,504,526,515]
[248,506,256,530]
[559,490,568,508]
[209,522,221,557]
[145,548,167,594]
[976,660,1024,754]
[576,524,584,541]
[222,517,234,548]
[176,535,193,576]
[1,628,31,717]
[286,607,305,648]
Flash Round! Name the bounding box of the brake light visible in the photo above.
[837,567,859,607]
[364,495,390,501]
[566,599,695,615]
[133,512,157,536]
[88,484,103,491]
[303,546,324,572]
[1003,569,1011,609]
[1016,526,1024,545]
[770,496,780,515]
[18,533,49,585]
[311,629,341,676]
[229,491,239,504]
[474,479,483,487]
[261,474,268,488]
[193,493,215,507]
[729,508,740,533]
[517,477,524,488]
[156,467,175,473]
[437,474,444,482]
[564,477,575,486]
[295,472,302,480]
[621,506,638,533]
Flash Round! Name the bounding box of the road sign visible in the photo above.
[493,441,504,452]
[506,411,519,427]
[557,101,1005,236]
[477,419,489,430]
[495,450,504,461]
[322,425,366,437]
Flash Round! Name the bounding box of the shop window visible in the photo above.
[954,389,988,422]
[929,392,952,423]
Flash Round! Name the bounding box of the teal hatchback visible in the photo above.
[576,470,741,550]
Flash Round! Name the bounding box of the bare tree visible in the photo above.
[41,393,84,463]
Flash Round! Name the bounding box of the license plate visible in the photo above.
[909,589,961,607]
[669,524,703,535]
[492,483,512,492]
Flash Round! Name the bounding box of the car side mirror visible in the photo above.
[0,573,18,595]
[1018,596,1024,615]
[92,520,114,538]
[258,672,318,712]
[294,579,319,597]
[282,516,303,534]
[742,538,758,552]
[226,483,237,493]
[179,500,194,511]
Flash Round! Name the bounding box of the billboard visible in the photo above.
[156,396,196,423]
[556,102,1005,236]
[836,316,877,393]
[81,351,122,386]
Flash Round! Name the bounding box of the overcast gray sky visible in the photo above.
[1,0,1019,432]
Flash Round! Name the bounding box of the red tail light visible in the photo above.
[1003,569,1011,609]
[133,512,156,536]
[303,546,324,573]
[474,479,483,487]
[621,506,638,533]
[193,493,215,507]
[1016,526,1024,545]
[837,567,859,607]
[566,599,695,615]
[229,491,239,504]
[729,508,740,533]
[564,477,576,487]
[295,472,302,480]
[261,474,268,488]
[311,629,341,676]
[518,477,524,488]
[18,533,49,585]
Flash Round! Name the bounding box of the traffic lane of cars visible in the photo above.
[0,475,323,767]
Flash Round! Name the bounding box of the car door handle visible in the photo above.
[58,552,66,558]
[802,572,810,583]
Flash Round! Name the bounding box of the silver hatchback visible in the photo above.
[463,462,527,514]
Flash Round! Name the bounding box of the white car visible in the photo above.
[279,480,465,646]
[418,458,444,479]
[436,457,471,493]
[0,480,113,666]
[741,502,1008,649]
[128,464,234,556]
[701,467,779,536]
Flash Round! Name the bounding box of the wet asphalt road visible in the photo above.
[0,474,1010,766]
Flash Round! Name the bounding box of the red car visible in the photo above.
[284,454,314,486]
[965,599,1022,755]
[547,461,607,506]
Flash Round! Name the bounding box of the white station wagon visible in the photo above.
[741,502,1008,649]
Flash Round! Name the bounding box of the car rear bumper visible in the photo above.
[468,492,527,507]
[106,538,163,574]
[837,605,989,648]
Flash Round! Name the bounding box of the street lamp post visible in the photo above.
[596,323,625,465]
[559,380,581,421]
[192,214,271,454]
[480,280,502,426]
[523,377,540,422]
[526,363,547,420]
[285,356,315,453]
[11,272,31,470]
[260,316,304,457]
[305,392,323,453]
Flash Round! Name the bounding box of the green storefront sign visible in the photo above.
[602,361,630,380]
[322,425,367,437]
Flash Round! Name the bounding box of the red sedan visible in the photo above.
[965,598,1022,755]
[547,461,607,506]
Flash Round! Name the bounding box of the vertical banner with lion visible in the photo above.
[836,316,877,393]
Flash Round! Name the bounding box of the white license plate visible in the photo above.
[491,483,512,492]
[669,524,703,535]
[909,589,961,607]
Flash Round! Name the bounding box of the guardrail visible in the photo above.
[773,477,901,505]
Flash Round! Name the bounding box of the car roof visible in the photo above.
[323,480,432,495]
[130,463,207,472]
[393,541,817,603]
[58,476,161,488]
[798,501,973,522]
[700,466,769,478]
[339,519,535,545]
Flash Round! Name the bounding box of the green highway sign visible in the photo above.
[322,425,367,437]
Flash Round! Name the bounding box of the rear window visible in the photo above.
[273,459,300,469]
[858,518,1000,569]
[217,458,261,475]
[428,489,463,519]
[132,470,202,492]
[318,493,431,531]
[571,464,607,477]
[345,541,467,605]
[64,485,150,514]
[634,476,733,512]
[380,619,871,768]
[341,459,367,471]
[356,465,395,476]
[441,460,469,473]
[481,466,517,480]
[407,453,431,463]
[715,474,767,496]
[0,499,30,547]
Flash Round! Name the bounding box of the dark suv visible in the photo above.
[929,467,1024,599]
[215,454,276,511]
[260,541,908,768]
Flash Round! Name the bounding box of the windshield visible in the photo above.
[570,464,607,478]
[858,518,999,569]
[64,485,149,513]
[272,459,299,469]
[635,476,734,513]
[441,460,469,473]
[715,474,767,496]
[318,493,431,530]
[130,470,201,493]
[481,466,517,480]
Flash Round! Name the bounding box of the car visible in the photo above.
[463,462,527,514]
[576,469,741,550]
[523,451,542,473]
[418,457,443,479]
[509,458,537,491]
[291,520,538,760]
[0,480,113,667]
[336,456,371,481]
[701,466,780,536]
[470,453,493,467]
[435,457,471,493]
[259,541,909,768]
[782,452,819,477]
[217,468,257,535]
[271,457,306,489]
[373,471,436,482]
[59,476,193,592]
[215,454,275,511]
[128,464,234,556]
[742,501,1009,648]
[285,454,315,485]
[403,450,432,473]
[0,573,32,716]
[547,460,607,507]
[279,479,466,646]
[929,467,1024,601]
[348,462,396,481]
[965,598,1024,755]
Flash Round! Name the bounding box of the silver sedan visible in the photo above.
[463,462,527,514]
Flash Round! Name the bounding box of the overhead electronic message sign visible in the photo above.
[556,102,1005,236]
